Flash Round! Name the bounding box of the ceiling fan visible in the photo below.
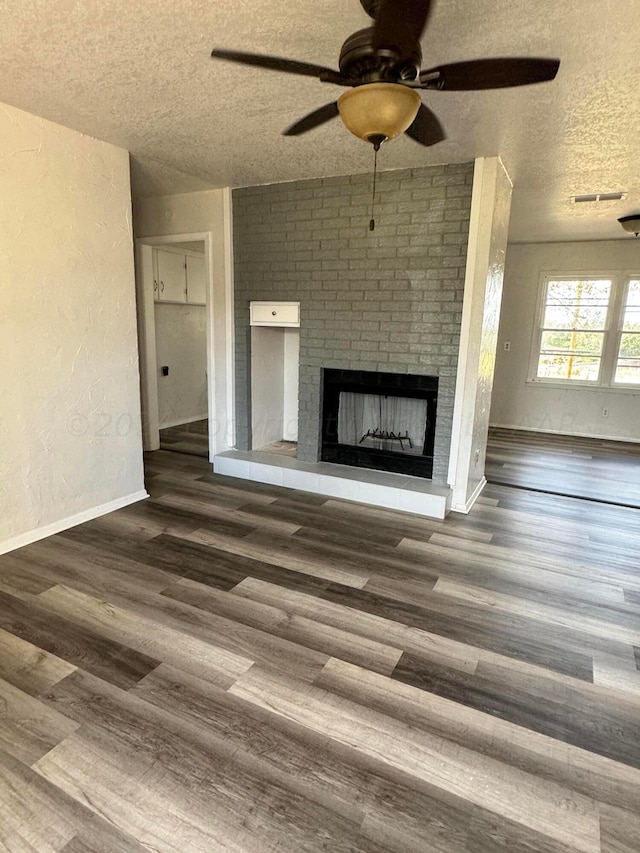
[211,0,560,151]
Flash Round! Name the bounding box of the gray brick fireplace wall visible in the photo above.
[232,162,474,484]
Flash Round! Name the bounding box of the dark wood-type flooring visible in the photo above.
[486,427,640,508]
[159,418,209,457]
[1,449,640,851]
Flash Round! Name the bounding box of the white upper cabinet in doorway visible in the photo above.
[154,247,206,305]
[155,249,186,302]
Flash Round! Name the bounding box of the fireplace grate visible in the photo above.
[359,428,414,450]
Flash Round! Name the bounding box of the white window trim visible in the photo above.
[527,270,640,390]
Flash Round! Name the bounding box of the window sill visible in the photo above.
[525,379,640,393]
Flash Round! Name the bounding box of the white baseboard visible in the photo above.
[159,414,209,431]
[489,422,640,444]
[0,490,149,556]
[450,477,487,514]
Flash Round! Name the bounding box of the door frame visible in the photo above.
[135,231,217,459]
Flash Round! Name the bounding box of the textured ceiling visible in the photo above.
[1,0,639,242]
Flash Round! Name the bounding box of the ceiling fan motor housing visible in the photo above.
[210,0,561,149]
[339,27,422,82]
[360,0,383,18]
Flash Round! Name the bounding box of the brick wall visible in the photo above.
[232,162,474,484]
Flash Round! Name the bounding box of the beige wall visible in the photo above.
[155,303,207,429]
[491,240,640,441]
[0,102,145,552]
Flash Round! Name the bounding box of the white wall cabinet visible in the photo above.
[155,250,186,302]
[154,248,206,304]
[250,301,300,327]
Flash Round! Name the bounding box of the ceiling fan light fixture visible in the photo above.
[337,82,421,146]
[618,214,640,237]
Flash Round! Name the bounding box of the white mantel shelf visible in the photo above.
[214,451,452,519]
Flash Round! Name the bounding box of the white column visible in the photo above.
[448,157,513,512]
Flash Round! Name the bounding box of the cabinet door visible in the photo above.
[186,255,207,304]
[156,250,186,302]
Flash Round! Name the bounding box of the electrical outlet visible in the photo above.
[503,341,511,351]
[602,407,609,418]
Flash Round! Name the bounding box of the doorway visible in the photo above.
[153,241,208,457]
[135,232,216,461]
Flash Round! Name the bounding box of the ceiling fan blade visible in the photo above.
[283,102,340,136]
[420,57,560,90]
[371,0,433,62]
[405,103,446,147]
[211,49,343,81]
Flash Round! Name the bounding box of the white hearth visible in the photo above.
[214,450,451,519]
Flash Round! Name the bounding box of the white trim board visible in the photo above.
[489,422,640,444]
[222,187,236,452]
[0,490,149,556]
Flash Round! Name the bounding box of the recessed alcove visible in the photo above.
[250,325,300,455]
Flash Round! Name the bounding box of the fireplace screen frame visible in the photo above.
[321,368,438,479]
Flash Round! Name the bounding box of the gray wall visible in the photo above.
[233,163,474,483]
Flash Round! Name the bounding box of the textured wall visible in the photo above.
[0,101,144,547]
[154,303,207,429]
[492,240,640,441]
[233,163,474,483]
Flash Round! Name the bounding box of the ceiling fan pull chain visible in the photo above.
[369,144,379,232]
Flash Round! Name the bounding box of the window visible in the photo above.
[615,279,640,384]
[532,273,640,387]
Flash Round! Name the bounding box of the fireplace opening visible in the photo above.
[322,369,438,479]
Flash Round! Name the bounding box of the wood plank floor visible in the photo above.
[159,419,209,457]
[1,449,640,852]
[486,427,640,508]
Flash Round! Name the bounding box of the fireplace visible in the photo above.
[321,369,438,479]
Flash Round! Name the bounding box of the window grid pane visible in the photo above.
[615,363,640,384]
[537,355,601,382]
[615,281,640,383]
[537,279,612,382]
[542,279,611,331]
